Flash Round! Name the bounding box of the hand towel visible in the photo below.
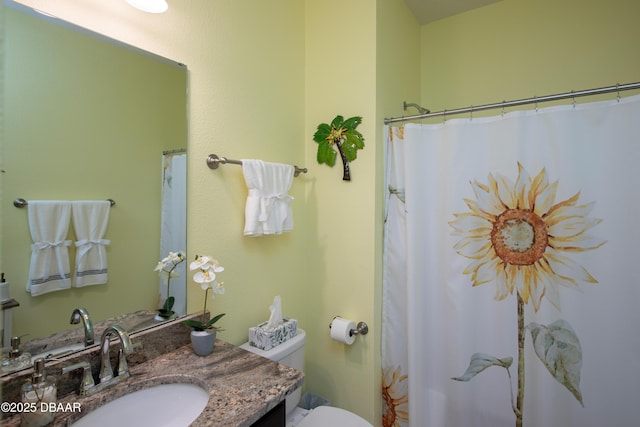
[72,200,111,287]
[26,201,72,296]
[242,159,295,236]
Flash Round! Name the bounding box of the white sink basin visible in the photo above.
[72,383,209,427]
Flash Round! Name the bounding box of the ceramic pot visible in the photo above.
[190,330,216,356]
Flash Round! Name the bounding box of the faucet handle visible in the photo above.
[62,361,95,396]
[116,348,130,378]
[99,356,114,383]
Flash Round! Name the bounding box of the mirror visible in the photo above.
[1,2,188,370]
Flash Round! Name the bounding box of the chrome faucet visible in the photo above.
[70,307,94,346]
[99,325,133,384]
[63,325,134,397]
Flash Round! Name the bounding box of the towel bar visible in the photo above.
[206,154,308,177]
[13,198,116,208]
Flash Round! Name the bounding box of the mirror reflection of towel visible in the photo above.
[241,159,294,236]
[26,201,72,296]
[72,201,111,287]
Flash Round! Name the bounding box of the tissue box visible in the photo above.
[248,318,298,351]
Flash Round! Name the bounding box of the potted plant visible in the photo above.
[313,115,365,181]
[183,255,226,356]
[153,251,186,319]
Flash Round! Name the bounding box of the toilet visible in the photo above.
[240,329,372,427]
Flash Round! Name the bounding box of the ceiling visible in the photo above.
[404,0,503,25]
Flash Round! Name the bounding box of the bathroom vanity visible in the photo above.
[0,315,303,426]
[62,342,302,426]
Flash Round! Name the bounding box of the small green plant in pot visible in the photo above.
[313,115,365,181]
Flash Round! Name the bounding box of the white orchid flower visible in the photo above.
[167,251,185,264]
[209,259,225,273]
[213,281,225,296]
[190,255,212,271]
[153,261,166,272]
[193,269,217,285]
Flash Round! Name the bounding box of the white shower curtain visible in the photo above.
[382,94,640,427]
[160,152,187,316]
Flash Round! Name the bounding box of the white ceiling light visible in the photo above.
[126,0,168,14]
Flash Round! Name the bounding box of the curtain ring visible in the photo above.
[443,109,447,123]
[470,106,473,121]
[534,96,538,112]
[571,90,576,108]
[616,83,621,102]
[501,102,506,117]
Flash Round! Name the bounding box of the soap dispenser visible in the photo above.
[21,358,58,427]
[1,336,32,373]
[0,272,9,301]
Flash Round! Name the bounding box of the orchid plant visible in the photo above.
[154,251,186,317]
[182,255,226,332]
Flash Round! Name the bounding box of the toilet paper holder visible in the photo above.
[329,317,369,337]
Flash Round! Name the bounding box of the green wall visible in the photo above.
[304,0,379,420]
[3,7,187,338]
[420,0,640,113]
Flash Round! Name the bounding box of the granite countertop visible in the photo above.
[3,339,304,426]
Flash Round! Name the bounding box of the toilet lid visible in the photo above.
[296,406,372,427]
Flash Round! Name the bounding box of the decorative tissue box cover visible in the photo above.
[249,318,298,351]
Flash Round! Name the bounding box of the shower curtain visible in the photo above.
[382,94,640,427]
[160,152,187,316]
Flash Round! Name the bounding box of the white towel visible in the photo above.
[72,200,111,287]
[26,201,72,296]
[242,159,295,236]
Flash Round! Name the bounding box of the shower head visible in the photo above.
[403,101,430,115]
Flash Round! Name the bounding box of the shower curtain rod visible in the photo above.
[384,81,640,124]
[163,148,186,155]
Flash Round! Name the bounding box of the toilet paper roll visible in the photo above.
[330,317,356,345]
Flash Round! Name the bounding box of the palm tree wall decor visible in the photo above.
[313,115,365,181]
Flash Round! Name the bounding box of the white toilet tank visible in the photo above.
[240,329,306,414]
